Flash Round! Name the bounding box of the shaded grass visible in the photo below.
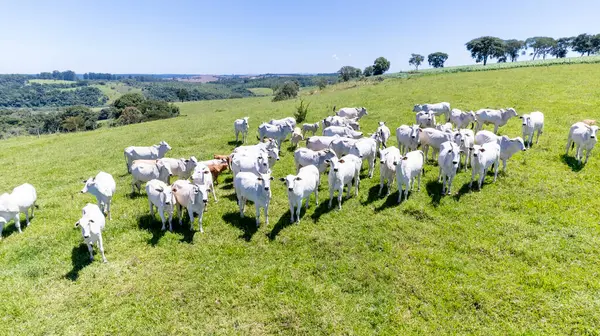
[1,64,600,334]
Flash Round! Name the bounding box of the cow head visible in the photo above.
[191,183,209,205]
[155,185,174,206]
[257,172,274,192]
[589,125,599,139]
[325,157,344,172]
[75,218,93,239]
[80,177,96,194]
[280,175,302,192]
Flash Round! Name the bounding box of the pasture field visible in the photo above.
[248,87,273,96]
[1,64,600,335]
[91,82,142,104]
[27,79,75,85]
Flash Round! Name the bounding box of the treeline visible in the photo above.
[83,72,118,80]
[212,74,338,90]
[0,75,107,108]
[36,70,77,81]
[142,83,254,102]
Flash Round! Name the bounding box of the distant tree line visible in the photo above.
[35,70,77,81]
[338,57,391,82]
[141,83,255,102]
[107,93,180,125]
[83,72,119,80]
[0,105,100,138]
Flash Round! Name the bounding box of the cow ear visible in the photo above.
[155,187,164,193]
[269,176,274,180]
[74,220,80,228]
[480,148,486,152]
[279,177,285,182]
[257,177,263,181]
[325,159,331,164]
[89,219,94,223]
[82,180,87,183]
[402,157,408,160]
[295,177,302,181]
[204,171,209,174]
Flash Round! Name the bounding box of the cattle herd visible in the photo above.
[0,103,598,264]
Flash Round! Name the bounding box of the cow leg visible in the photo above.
[314,186,319,206]
[148,199,154,216]
[297,200,303,223]
[338,187,344,210]
[197,209,204,233]
[168,209,173,232]
[379,174,385,195]
[178,204,184,226]
[417,173,422,191]
[585,148,592,164]
[565,139,572,155]
[187,207,195,231]
[159,207,166,231]
[264,203,270,225]
[289,200,295,222]
[87,243,94,261]
[494,124,499,134]
[24,210,29,225]
[470,170,476,188]
[106,199,112,220]
[97,236,107,263]
[493,160,499,182]
[368,158,375,178]
[328,187,334,209]
[211,182,218,202]
[238,196,245,218]
[502,159,507,171]
[254,204,261,227]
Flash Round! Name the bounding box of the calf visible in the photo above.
[191,163,218,202]
[454,129,474,170]
[419,128,455,161]
[213,154,232,168]
[206,160,229,184]
[171,180,209,232]
[124,141,171,173]
[520,111,544,147]
[394,150,425,202]
[475,108,518,134]
[378,146,401,196]
[161,157,198,181]
[258,123,293,148]
[280,165,320,223]
[323,126,363,139]
[306,135,339,151]
[413,102,451,121]
[497,136,526,170]
[566,122,599,165]
[0,193,20,239]
[234,171,273,227]
[10,183,37,227]
[131,160,173,194]
[437,141,461,195]
[325,155,362,209]
[146,179,175,231]
[329,137,359,158]
[470,142,501,189]
[416,111,436,128]
[81,171,116,220]
[449,109,476,129]
[294,147,337,174]
[396,125,421,155]
[234,117,249,144]
[75,203,107,263]
[335,107,368,120]
[374,121,391,149]
[349,137,377,178]
[302,122,320,136]
[291,127,304,148]
[269,117,296,129]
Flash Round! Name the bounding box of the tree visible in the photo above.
[338,66,362,81]
[571,33,594,56]
[503,39,525,62]
[408,54,424,70]
[316,78,328,90]
[272,81,300,102]
[118,107,143,125]
[592,34,600,55]
[372,57,391,75]
[176,88,189,102]
[61,116,85,132]
[525,37,556,60]
[363,66,374,77]
[427,52,448,68]
[294,100,310,123]
[113,92,145,110]
[465,36,505,65]
[551,37,572,58]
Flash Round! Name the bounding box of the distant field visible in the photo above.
[248,87,273,96]
[91,83,142,104]
[28,79,74,85]
[1,64,600,334]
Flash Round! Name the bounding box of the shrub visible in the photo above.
[118,107,143,125]
[273,81,300,102]
[294,100,310,123]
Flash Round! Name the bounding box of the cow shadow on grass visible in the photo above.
[227,140,241,146]
[453,182,475,201]
[219,182,234,190]
[561,154,584,172]
[310,201,334,223]
[1,220,26,240]
[375,191,402,212]
[126,192,146,200]
[361,185,383,205]
[222,211,258,242]
[426,181,443,207]
[267,210,295,241]
[137,214,166,246]
[65,244,92,281]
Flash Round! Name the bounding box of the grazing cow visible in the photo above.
[396,125,421,155]
[325,155,362,210]
[419,128,456,161]
[324,116,361,131]
[131,160,173,194]
[520,111,544,147]
[475,108,518,134]
[171,180,209,232]
[394,150,425,202]
[213,155,232,168]
[474,130,499,145]
[413,102,451,121]
[306,135,339,151]
[374,121,391,149]
[294,147,337,174]
[470,142,501,189]
[269,117,296,129]
[329,137,360,158]
[75,203,107,263]
[323,126,363,139]
[124,141,171,173]
[280,165,320,223]
[234,117,250,144]
[302,122,320,136]
[416,111,436,128]
[435,122,454,133]
[145,179,175,231]
[349,137,377,178]
[161,157,198,181]
[81,171,116,220]
[437,141,461,195]
[258,123,293,148]
[378,146,401,196]
[566,122,599,165]
[496,136,526,170]
[449,109,476,129]
[9,183,37,227]
[191,163,218,202]
[0,193,21,238]
[335,107,368,120]
[454,129,474,170]
[233,138,278,154]
[234,171,273,227]
[291,127,304,148]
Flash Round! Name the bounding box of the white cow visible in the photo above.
[9,183,37,227]
[413,102,451,121]
[470,142,501,189]
[496,136,526,170]
[258,123,294,148]
[302,122,320,136]
[234,171,273,227]
[81,171,116,220]
[124,141,171,173]
[416,111,436,128]
[146,179,175,232]
[323,126,363,139]
[234,117,250,144]
[475,108,518,134]
[437,141,461,195]
[374,121,391,149]
[233,138,278,154]
[161,157,198,180]
[306,135,339,151]
[566,122,599,165]
[335,107,368,120]
[230,151,270,178]
[280,165,320,223]
[435,122,454,133]
[75,203,107,263]
[454,129,474,170]
[396,125,421,155]
[419,128,456,161]
[378,146,401,196]
[0,193,21,238]
[294,147,337,174]
[269,117,296,129]
[394,150,425,202]
[291,127,304,148]
[329,137,360,158]
[131,160,173,194]
[449,109,476,129]
[325,155,362,210]
[171,180,209,232]
[191,163,218,202]
[323,116,360,130]
[520,111,544,147]
[349,137,377,178]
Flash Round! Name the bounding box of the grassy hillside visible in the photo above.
[1,64,600,335]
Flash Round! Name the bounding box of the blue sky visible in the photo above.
[0,0,598,74]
